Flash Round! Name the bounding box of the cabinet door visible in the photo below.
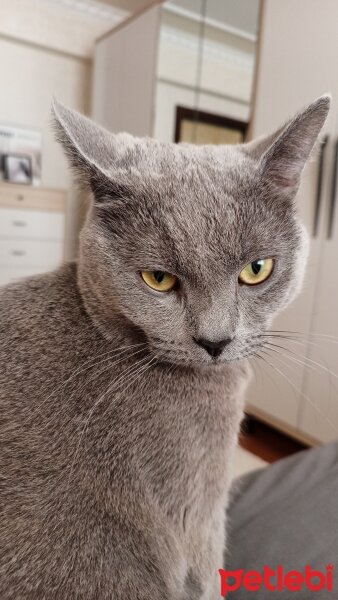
[246,148,330,433]
[246,0,338,433]
[93,4,161,136]
[298,124,338,442]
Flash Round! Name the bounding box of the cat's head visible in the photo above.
[53,96,330,367]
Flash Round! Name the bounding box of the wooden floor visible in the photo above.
[239,415,308,463]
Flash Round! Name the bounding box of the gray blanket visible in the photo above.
[225,442,338,598]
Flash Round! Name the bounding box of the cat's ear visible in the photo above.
[52,99,134,197]
[244,95,331,193]
[52,99,113,180]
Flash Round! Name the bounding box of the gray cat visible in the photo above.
[0,96,329,599]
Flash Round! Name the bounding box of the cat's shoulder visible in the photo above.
[0,261,76,307]
[0,262,85,332]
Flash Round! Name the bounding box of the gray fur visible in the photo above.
[0,96,330,599]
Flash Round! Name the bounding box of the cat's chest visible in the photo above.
[99,361,243,443]
[84,358,247,455]
[102,361,247,508]
[59,356,247,515]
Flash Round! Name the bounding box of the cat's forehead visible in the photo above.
[116,134,249,175]
[110,143,294,279]
[115,139,257,208]
[113,138,287,245]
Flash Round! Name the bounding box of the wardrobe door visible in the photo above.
[92,4,161,136]
[246,0,337,436]
[298,122,338,443]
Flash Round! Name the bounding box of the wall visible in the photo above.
[0,0,114,259]
[0,0,124,60]
[0,35,91,259]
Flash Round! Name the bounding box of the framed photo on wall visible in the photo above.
[174,106,247,145]
[2,153,33,184]
[0,125,42,185]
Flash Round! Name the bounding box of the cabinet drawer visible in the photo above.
[0,208,65,240]
[0,184,66,212]
[0,265,58,286]
[0,239,63,267]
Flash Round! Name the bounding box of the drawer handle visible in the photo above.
[11,249,26,256]
[16,194,24,201]
[313,135,328,237]
[12,220,27,227]
[327,139,338,239]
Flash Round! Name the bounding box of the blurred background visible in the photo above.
[1,0,337,467]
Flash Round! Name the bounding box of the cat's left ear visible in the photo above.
[244,95,331,193]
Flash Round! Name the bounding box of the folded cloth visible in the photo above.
[224,442,338,599]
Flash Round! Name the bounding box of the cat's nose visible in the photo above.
[194,337,232,358]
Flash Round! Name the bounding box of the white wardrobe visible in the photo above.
[92,1,258,140]
[246,0,338,444]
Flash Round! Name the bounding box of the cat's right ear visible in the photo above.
[52,99,133,199]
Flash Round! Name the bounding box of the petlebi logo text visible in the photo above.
[218,565,334,596]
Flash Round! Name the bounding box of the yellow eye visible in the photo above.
[141,270,178,292]
[239,258,274,286]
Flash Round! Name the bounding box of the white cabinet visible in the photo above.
[298,200,338,442]
[0,208,64,241]
[246,0,338,444]
[0,183,66,286]
[0,239,63,268]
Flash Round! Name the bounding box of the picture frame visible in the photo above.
[0,124,42,185]
[174,106,248,145]
[2,153,33,185]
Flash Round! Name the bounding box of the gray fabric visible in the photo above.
[225,442,338,598]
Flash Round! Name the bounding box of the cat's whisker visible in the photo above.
[262,335,338,396]
[250,356,264,388]
[101,357,159,450]
[258,331,338,395]
[97,355,158,428]
[255,350,338,435]
[40,346,148,432]
[263,334,326,354]
[262,346,336,424]
[59,355,158,576]
[263,344,331,393]
[250,350,283,394]
[263,340,338,386]
[65,355,156,490]
[267,329,338,344]
[262,341,337,417]
[67,347,147,412]
[25,342,147,426]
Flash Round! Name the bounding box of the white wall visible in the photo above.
[0,36,91,259]
[0,0,125,60]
